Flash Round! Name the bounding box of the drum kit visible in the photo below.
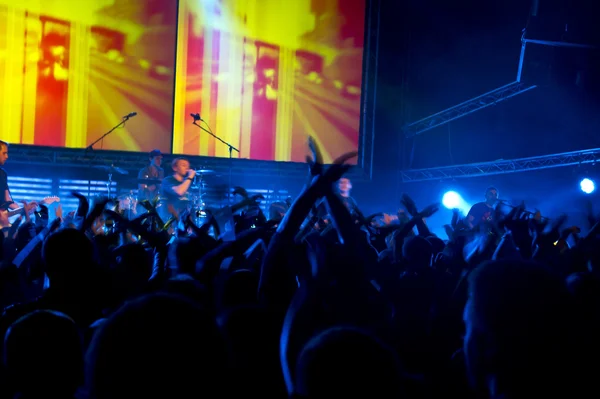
[93,164,216,223]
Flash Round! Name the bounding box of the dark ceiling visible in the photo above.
[370,0,600,174]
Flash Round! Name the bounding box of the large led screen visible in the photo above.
[0,0,177,152]
[172,0,366,163]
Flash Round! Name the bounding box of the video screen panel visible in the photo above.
[0,0,177,153]
[172,0,366,163]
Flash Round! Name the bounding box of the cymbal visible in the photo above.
[137,178,162,185]
[94,164,129,175]
[194,169,214,174]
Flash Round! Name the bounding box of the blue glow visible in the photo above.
[8,183,53,189]
[8,177,52,183]
[60,179,116,184]
[580,178,595,194]
[9,189,53,195]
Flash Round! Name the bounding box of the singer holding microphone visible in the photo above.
[160,157,196,220]
[466,186,499,230]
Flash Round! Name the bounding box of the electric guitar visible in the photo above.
[0,196,61,228]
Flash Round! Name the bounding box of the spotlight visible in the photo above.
[580,178,595,194]
[442,191,461,209]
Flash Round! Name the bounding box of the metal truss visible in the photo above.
[403,81,537,138]
[517,36,598,82]
[401,148,600,183]
[402,31,597,139]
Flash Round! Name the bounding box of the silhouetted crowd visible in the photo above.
[0,140,597,399]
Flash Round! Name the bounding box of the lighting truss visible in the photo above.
[403,81,537,138]
[401,148,600,183]
[402,29,597,139]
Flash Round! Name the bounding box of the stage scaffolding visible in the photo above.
[400,148,600,183]
[403,81,537,138]
[400,29,598,183]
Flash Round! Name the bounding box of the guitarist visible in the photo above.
[0,140,19,212]
[0,142,59,231]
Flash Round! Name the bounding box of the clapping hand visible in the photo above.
[400,193,440,219]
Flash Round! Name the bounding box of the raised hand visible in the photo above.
[232,186,249,199]
[443,224,455,242]
[494,202,534,258]
[311,150,358,196]
[20,201,35,222]
[533,213,568,251]
[397,209,410,224]
[419,203,440,218]
[274,138,356,239]
[585,200,600,229]
[306,136,324,177]
[497,202,525,231]
[55,204,63,219]
[48,216,62,232]
[400,193,419,216]
[560,226,581,242]
[103,209,129,232]
[82,197,110,233]
[451,208,461,229]
[71,191,89,219]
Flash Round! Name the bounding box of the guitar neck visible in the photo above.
[6,208,25,218]
[3,197,58,217]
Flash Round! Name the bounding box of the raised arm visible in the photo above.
[170,170,195,197]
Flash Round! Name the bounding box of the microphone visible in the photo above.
[190,113,202,122]
[123,112,137,119]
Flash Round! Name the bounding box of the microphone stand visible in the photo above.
[85,115,132,152]
[84,116,131,200]
[192,121,239,204]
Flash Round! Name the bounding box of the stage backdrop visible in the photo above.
[172,0,365,163]
[1,0,366,163]
[0,0,177,153]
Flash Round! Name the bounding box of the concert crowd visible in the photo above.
[0,138,598,399]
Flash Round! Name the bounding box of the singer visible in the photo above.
[466,186,499,229]
[160,157,196,219]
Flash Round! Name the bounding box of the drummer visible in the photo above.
[138,149,164,202]
[161,157,196,217]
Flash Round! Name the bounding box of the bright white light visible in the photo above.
[580,178,595,194]
[442,191,461,209]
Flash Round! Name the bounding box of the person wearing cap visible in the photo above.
[137,149,165,202]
